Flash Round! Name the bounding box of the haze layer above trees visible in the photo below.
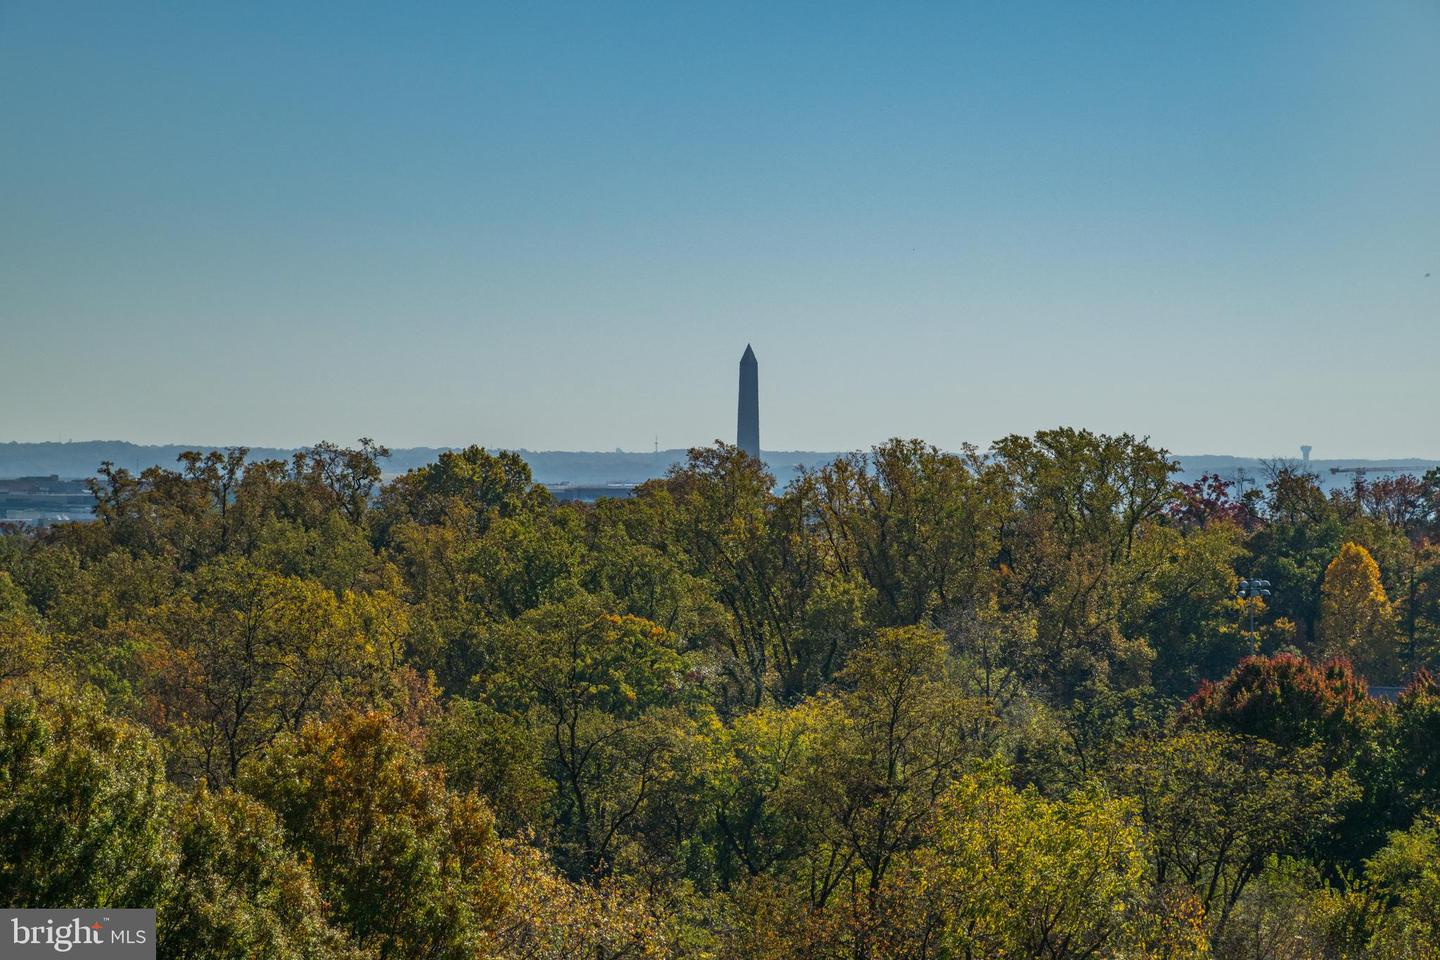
[3,439,1434,488]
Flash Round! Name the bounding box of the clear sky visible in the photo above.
[2,2,1437,457]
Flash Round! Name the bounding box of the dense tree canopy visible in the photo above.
[6,435,1440,958]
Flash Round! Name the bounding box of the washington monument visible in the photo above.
[737,344,759,459]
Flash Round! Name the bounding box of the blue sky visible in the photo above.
[2,2,1437,456]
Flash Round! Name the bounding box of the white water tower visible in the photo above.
[1300,445,1312,467]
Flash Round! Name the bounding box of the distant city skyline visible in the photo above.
[2,3,1437,456]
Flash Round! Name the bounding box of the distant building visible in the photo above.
[544,483,638,504]
[0,475,96,525]
[737,344,759,459]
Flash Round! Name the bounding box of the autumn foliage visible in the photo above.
[1185,652,1374,753]
[4,436,1440,958]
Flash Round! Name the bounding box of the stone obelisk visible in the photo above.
[737,345,759,460]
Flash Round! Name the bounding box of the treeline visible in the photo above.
[3,431,1440,959]
[0,440,832,486]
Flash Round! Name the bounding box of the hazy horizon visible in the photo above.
[3,437,1438,465]
[3,3,1437,456]
[2,430,1439,464]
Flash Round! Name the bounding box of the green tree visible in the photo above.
[424,698,551,835]
[1111,729,1357,939]
[241,712,508,960]
[905,775,1195,960]
[1132,520,1250,696]
[806,439,1004,628]
[378,445,548,535]
[704,697,829,889]
[581,494,726,644]
[164,785,362,959]
[0,686,173,909]
[1245,468,1346,649]
[0,571,47,681]
[147,558,397,784]
[797,626,988,907]
[1356,814,1440,959]
[1395,544,1440,670]
[658,443,827,707]
[1185,653,1399,868]
[992,428,1177,699]
[481,598,696,880]
[1393,671,1440,818]
[288,439,390,526]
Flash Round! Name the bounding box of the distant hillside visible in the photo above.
[0,441,841,486]
[1,441,1435,491]
[0,441,304,479]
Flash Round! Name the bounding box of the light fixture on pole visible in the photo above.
[1237,578,1272,636]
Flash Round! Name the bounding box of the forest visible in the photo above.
[4,429,1440,959]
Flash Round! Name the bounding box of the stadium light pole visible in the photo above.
[1237,578,1272,637]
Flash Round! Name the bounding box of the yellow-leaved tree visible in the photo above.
[1319,542,1398,682]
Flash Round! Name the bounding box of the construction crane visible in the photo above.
[1329,464,1432,480]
